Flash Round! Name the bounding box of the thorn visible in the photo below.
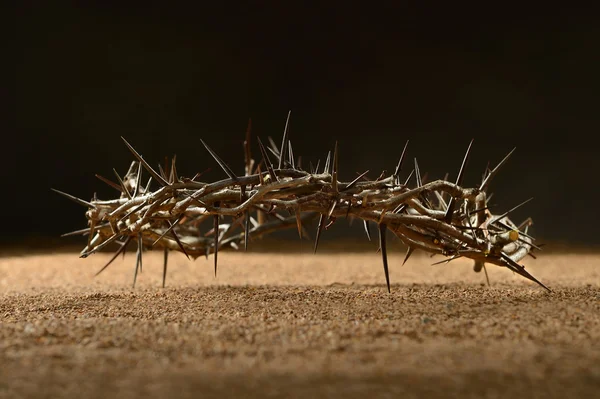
[152,215,185,246]
[490,197,535,225]
[341,170,369,192]
[393,140,410,185]
[288,141,296,169]
[132,233,143,288]
[295,210,303,239]
[112,168,132,199]
[121,137,170,187]
[402,246,415,266]
[499,252,550,291]
[403,169,414,186]
[332,141,339,193]
[170,155,178,184]
[95,174,123,192]
[162,248,169,288]
[363,220,372,241]
[324,151,332,174]
[414,158,422,187]
[257,137,278,181]
[214,214,219,277]
[378,223,391,293]
[314,214,326,254]
[444,139,474,223]
[132,162,143,197]
[169,223,190,260]
[482,263,491,287]
[51,188,96,209]
[94,236,131,277]
[200,139,238,180]
[244,210,250,251]
[244,118,253,176]
[480,148,516,192]
[278,110,291,169]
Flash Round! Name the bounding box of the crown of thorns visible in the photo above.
[54,112,547,292]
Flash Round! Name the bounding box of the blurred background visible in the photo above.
[10,3,600,250]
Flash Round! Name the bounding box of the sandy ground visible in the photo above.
[1,245,599,398]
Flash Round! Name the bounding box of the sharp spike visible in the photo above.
[341,170,369,192]
[490,197,534,225]
[170,155,178,184]
[480,148,516,192]
[290,210,301,239]
[499,252,550,291]
[314,159,321,175]
[393,140,410,185]
[332,141,339,193]
[214,214,219,277]
[482,263,491,287]
[314,214,326,254]
[94,236,132,277]
[132,162,143,197]
[444,139,474,223]
[121,137,169,187]
[288,140,296,170]
[112,168,132,199]
[403,169,415,186]
[169,226,190,260]
[378,223,391,293]
[61,224,109,237]
[200,139,238,180]
[132,233,143,288]
[162,248,169,288]
[414,158,422,187]
[152,215,185,246]
[278,110,291,169]
[430,254,462,266]
[244,118,253,176]
[323,151,332,175]
[244,210,250,251]
[51,188,96,209]
[402,246,415,266]
[95,174,123,192]
[257,137,278,181]
[363,220,372,241]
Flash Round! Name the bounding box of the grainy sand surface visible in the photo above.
[1,247,599,398]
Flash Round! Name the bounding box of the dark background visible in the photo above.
[10,3,600,248]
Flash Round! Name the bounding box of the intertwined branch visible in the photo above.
[54,113,547,292]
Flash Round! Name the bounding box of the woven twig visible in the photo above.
[54,114,547,292]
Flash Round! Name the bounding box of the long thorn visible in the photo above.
[214,214,219,277]
[200,139,238,180]
[480,148,516,192]
[402,246,415,266]
[341,170,369,192]
[363,220,372,241]
[94,236,132,277]
[121,137,169,187]
[278,110,291,169]
[378,223,391,293]
[393,140,410,185]
[444,139,474,222]
[162,248,169,288]
[314,214,326,253]
[257,137,278,181]
[133,233,143,288]
[95,174,123,192]
[51,188,96,209]
[112,168,132,199]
